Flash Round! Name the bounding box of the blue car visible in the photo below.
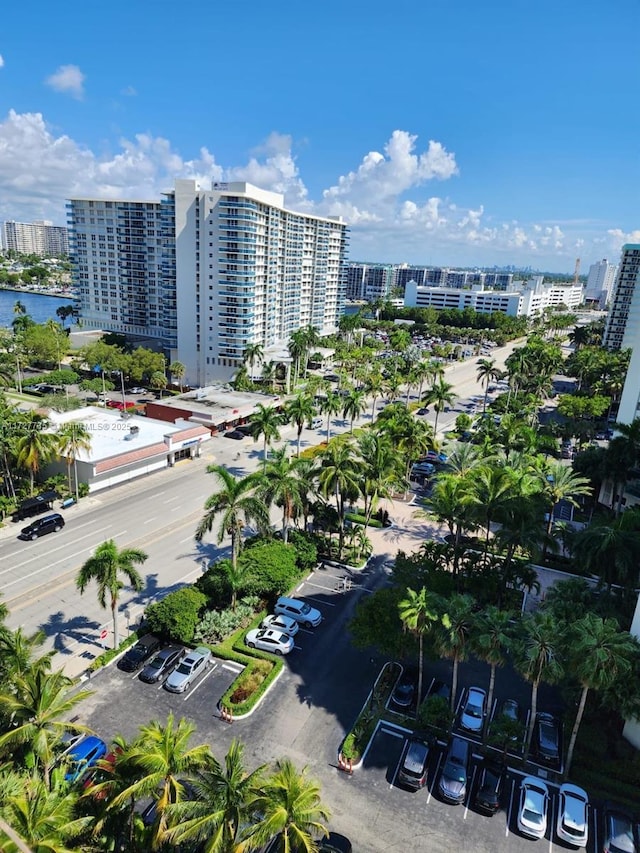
[64,735,108,783]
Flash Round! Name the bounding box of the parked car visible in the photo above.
[411,462,436,477]
[128,387,147,394]
[602,802,637,853]
[274,596,322,628]
[391,666,418,709]
[438,737,469,804]
[19,513,65,540]
[416,407,429,416]
[500,698,520,722]
[473,760,505,815]
[139,645,184,683]
[224,430,245,440]
[460,687,486,733]
[517,776,549,839]
[164,646,212,693]
[64,736,108,783]
[532,712,561,766]
[428,679,451,703]
[319,833,352,853]
[118,635,161,673]
[12,490,59,522]
[556,783,588,847]
[81,748,121,799]
[261,613,299,637]
[397,736,432,790]
[245,628,294,656]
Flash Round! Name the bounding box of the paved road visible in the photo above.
[1,340,523,675]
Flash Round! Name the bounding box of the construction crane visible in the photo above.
[573,258,581,286]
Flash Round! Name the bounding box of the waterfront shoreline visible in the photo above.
[0,285,78,301]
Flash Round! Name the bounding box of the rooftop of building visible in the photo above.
[151,387,282,422]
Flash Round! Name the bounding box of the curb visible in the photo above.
[216,659,284,720]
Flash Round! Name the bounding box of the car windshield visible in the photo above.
[466,703,482,718]
[300,603,311,614]
[444,762,465,783]
[147,657,163,670]
[523,807,543,825]
[176,662,192,675]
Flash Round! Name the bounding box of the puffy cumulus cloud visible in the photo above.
[226,132,308,207]
[45,64,85,99]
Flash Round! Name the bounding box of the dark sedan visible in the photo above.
[391,666,418,709]
[118,635,161,673]
[139,646,184,683]
[532,712,561,766]
[224,430,245,440]
[473,760,505,815]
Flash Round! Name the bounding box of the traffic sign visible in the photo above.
[99,629,108,640]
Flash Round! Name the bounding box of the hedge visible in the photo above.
[88,631,140,672]
[345,512,384,529]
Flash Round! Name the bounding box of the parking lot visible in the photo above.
[72,559,604,852]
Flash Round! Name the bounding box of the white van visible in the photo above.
[310,416,323,429]
[274,596,322,628]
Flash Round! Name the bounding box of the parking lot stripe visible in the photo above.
[222,663,243,674]
[304,581,340,593]
[182,663,217,701]
[426,753,442,804]
[463,765,477,818]
[305,596,335,607]
[548,795,555,852]
[506,778,515,837]
[390,742,406,789]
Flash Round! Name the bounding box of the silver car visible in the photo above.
[139,646,184,684]
[164,646,211,693]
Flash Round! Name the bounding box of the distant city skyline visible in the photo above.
[0,0,638,272]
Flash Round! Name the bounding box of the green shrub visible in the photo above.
[88,632,139,671]
[144,586,207,644]
[195,558,233,608]
[288,529,318,571]
[194,598,257,644]
[240,541,299,598]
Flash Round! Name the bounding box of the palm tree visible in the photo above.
[472,607,512,740]
[398,587,442,714]
[261,360,276,392]
[436,594,475,713]
[357,430,404,526]
[318,440,361,557]
[467,465,516,555]
[76,539,148,649]
[15,415,57,495]
[424,378,456,434]
[536,463,591,559]
[108,714,210,849]
[476,358,501,414]
[56,421,92,503]
[564,614,640,775]
[249,758,330,853]
[285,394,315,457]
[250,404,283,473]
[169,361,186,392]
[513,611,565,758]
[342,388,367,433]
[259,454,306,544]
[0,669,91,789]
[150,370,168,398]
[364,370,384,423]
[0,626,53,682]
[288,329,308,389]
[163,739,266,853]
[243,342,264,381]
[196,467,269,605]
[0,776,91,853]
[571,509,640,590]
[320,392,342,443]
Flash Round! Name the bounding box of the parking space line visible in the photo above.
[222,663,243,674]
[294,645,303,651]
[389,742,406,790]
[506,778,515,837]
[304,596,335,608]
[298,628,314,635]
[303,581,338,592]
[182,663,218,701]
[548,795,555,853]
[463,765,477,818]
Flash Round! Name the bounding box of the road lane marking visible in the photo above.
[163,495,181,503]
[180,534,195,543]
[182,663,218,701]
[144,517,157,524]
[0,525,114,576]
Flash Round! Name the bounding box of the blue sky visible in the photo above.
[0,0,638,271]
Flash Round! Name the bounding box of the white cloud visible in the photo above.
[45,65,85,99]
[0,55,4,69]
[121,85,137,97]
[0,111,630,269]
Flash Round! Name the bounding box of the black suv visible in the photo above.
[20,513,65,540]
[118,635,161,672]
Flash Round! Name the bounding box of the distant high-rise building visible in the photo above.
[585,258,618,307]
[2,220,69,256]
[346,262,396,301]
[67,181,348,386]
[603,245,640,351]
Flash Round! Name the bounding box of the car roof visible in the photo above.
[69,736,105,757]
[522,776,549,794]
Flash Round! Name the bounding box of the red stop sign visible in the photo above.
[99,629,108,640]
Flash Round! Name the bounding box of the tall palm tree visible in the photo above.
[163,739,266,853]
[259,454,306,544]
[467,465,516,555]
[15,415,57,495]
[288,330,308,389]
[564,614,639,775]
[250,404,283,473]
[536,462,591,559]
[476,358,501,414]
[56,421,92,503]
[571,509,640,590]
[249,758,330,853]
[169,361,186,392]
[318,440,361,557]
[424,378,456,434]
[0,669,91,789]
[0,626,53,682]
[150,370,168,398]
[285,394,315,457]
[436,594,475,713]
[243,343,264,380]
[196,467,269,604]
[364,370,384,423]
[472,607,512,740]
[76,539,148,649]
[320,392,342,443]
[261,361,276,392]
[357,430,404,526]
[0,776,91,853]
[398,587,442,714]
[342,388,367,433]
[108,714,210,850]
[513,611,565,758]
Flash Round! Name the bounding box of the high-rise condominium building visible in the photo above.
[2,220,69,256]
[603,245,640,351]
[346,263,397,301]
[585,258,618,307]
[67,180,348,386]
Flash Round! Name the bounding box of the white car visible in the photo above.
[129,387,147,395]
[261,613,299,637]
[517,777,549,839]
[460,687,487,733]
[556,783,588,847]
[245,628,294,656]
[274,596,322,628]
